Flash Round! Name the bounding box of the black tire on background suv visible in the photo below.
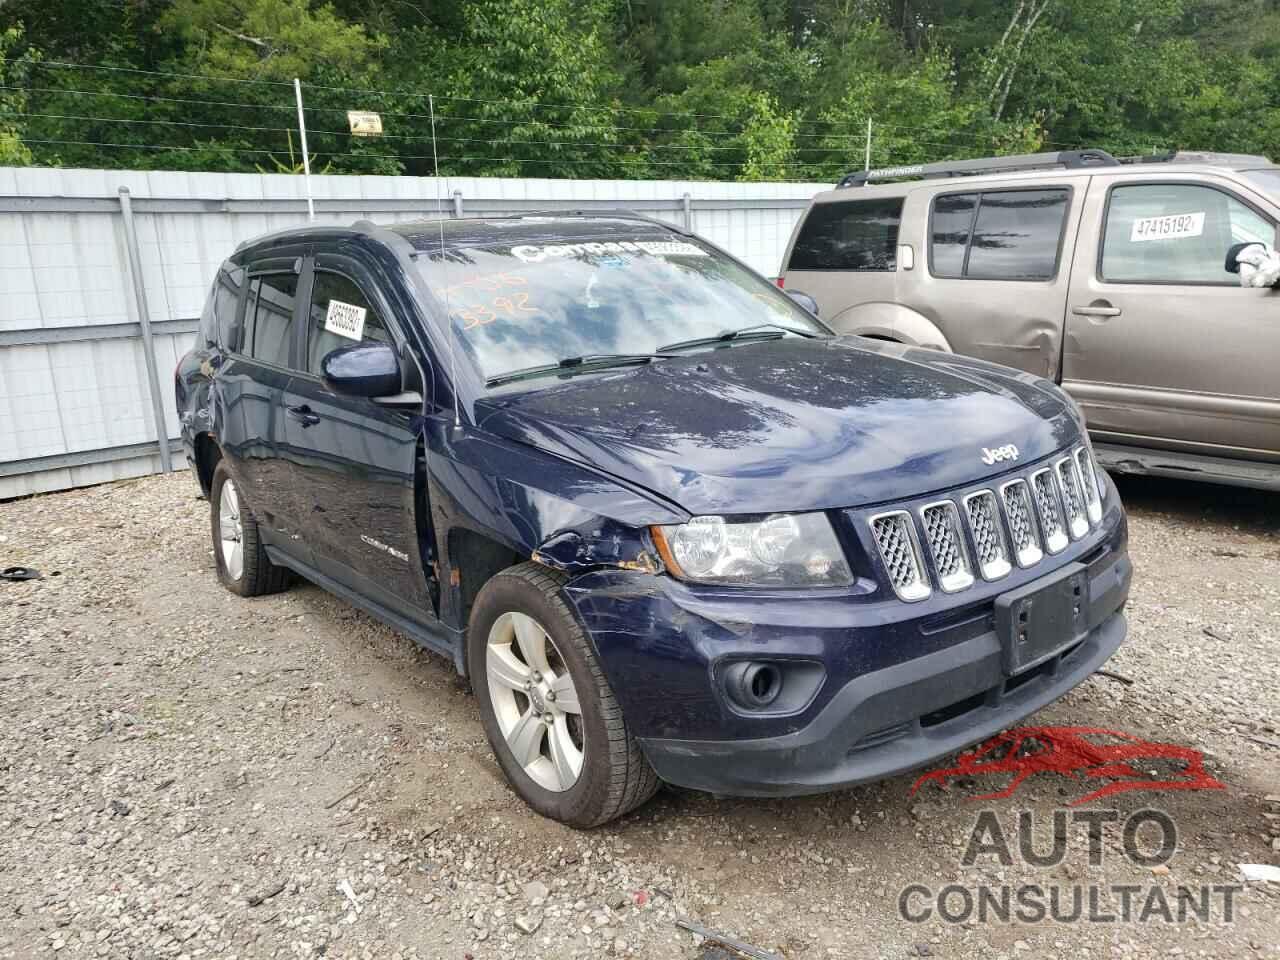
[209,460,290,597]
[468,562,659,827]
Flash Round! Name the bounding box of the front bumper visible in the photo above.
[641,607,1126,797]
[564,487,1131,798]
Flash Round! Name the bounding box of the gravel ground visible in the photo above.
[1,471,1277,960]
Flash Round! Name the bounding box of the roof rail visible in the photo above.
[836,149,1119,188]
[508,208,693,235]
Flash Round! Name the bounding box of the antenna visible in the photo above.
[429,94,461,429]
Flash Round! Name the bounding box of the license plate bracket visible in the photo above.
[996,562,1090,676]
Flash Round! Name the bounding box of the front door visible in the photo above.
[1063,174,1280,462]
[280,255,437,619]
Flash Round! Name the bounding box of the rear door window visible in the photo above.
[1100,182,1276,284]
[930,193,977,278]
[929,188,1070,280]
[211,264,244,349]
[247,273,299,367]
[788,198,902,271]
[304,271,394,376]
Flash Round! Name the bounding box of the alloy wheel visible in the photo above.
[218,479,244,581]
[485,611,585,792]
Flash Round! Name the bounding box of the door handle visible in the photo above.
[1071,303,1122,318]
[286,404,321,427]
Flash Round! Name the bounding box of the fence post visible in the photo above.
[294,78,316,221]
[682,191,693,231]
[865,117,872,171]
[452,189,464,218]
[117,186,173,474]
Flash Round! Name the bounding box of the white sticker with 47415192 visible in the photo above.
[324,299,367,340]
[1130,211,1205,243]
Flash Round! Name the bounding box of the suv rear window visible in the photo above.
[930,188,1070,281]
[789,198,902,271]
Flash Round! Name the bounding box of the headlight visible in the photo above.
[652,513,853,587]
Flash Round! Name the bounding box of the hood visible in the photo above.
[474,337,1080,517]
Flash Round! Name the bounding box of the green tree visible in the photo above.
[429,0,630,178]
[0,26,36,165]
[161,0,382,81]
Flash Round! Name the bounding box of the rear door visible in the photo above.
[1062,174,1280,461]
[215,257,307,547]
[280,253,437,619]
[913,182,1085,379]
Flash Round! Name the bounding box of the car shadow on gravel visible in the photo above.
[1113,473,1279,536]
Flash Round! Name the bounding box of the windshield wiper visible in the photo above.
[485,353,673,388]
[658,322,819,354]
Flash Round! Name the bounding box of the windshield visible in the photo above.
[416,233,827,385]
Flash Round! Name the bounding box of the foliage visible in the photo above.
[4,0,1280,181]
[0,26,36,165]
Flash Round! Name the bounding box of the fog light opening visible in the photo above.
[726,661,783,710]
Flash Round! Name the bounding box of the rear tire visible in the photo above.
[209,461,290,597]
[468,562,659,827]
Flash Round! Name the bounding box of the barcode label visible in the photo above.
[324,299,367,340]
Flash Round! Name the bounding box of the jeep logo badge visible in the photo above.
[981,444,1019,466]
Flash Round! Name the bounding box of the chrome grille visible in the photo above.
[920,501,973,593]
[963,490,1011,581]
[1000,479,1043,568]
[1056,457,1089,540]
[1031,468,1069,554]
[869,511,930,601]
[864,447,1103,599]
[1075,447,1103,523]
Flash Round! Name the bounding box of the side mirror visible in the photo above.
[1225,241,1280,288]
[786,290,820,316]
[321,341,402,399]
[1224,241,1251,274]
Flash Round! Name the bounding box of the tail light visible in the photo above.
[774,276,785,289]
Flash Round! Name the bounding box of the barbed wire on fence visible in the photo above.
[2,54,1091,183]
[1,56,1086,149]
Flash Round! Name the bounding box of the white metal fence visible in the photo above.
[0,166,826,499]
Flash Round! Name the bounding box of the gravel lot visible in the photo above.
[1,470,1277,960]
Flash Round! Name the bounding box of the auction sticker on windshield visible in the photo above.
[1130,211,1205,243]
[510,240,708,263]
[325,299,367,341]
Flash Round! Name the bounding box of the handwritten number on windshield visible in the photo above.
[459,292,538,329]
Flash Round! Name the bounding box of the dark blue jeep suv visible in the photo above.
[176,212,1131,827]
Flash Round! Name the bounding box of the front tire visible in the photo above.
[469,562,659,827]
[209,461,290,597]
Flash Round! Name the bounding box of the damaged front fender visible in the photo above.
[532,526,664,576]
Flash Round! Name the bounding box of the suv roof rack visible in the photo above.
[507,208,693,235]
[1125,149,1272,168]
[836,149,1118,188]
[836,147,1275,189]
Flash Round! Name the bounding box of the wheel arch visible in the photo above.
[192,433,222,497]
[825,301,953,351]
